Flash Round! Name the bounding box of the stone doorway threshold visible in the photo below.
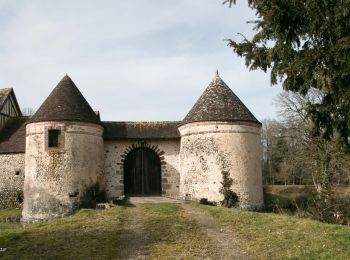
[127,196,182,204]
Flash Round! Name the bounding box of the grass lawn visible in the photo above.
[0,207,126,259]
[0,203,212,259]
[0,209,22,232]
[0,209,21,218]
[140,203,213,258]
[197,203,350,260]
[1,203,350,259]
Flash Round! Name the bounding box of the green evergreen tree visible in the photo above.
[224,0,350,144]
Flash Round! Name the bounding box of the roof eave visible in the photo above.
[26,118,103,126]
[178,119,262,127]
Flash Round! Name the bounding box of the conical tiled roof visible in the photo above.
[182,71,260,125]
[29,75,100,124]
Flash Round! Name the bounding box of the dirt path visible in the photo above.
[115,199,251,259]
[116,205,151,259]
[181,203,252,260]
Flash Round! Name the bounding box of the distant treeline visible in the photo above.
[261,90,350,187]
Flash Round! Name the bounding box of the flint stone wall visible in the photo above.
[0,153,25,209]
[22,121,104,222]
[179,121,264,210]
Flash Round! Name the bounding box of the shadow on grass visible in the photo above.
[112,197,136,207]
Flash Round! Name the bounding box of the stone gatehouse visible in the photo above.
[0,71,263,222]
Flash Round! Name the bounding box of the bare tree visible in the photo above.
[273,90,350,194]
[21,107,35,116]
[261,119,283,184]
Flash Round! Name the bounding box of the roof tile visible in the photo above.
[182,72,260,125]
[29,75,100,124]
[0,117,28,154]
[103,121,180,139]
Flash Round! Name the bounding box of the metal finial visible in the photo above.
[215,70,219,77]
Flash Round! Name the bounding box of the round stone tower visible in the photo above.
[178,71,263,210]
[22,75,104,222]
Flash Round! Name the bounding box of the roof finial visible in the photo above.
[213,70,220,79]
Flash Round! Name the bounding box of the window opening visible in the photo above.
[48,129,61,148]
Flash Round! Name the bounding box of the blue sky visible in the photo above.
[0,0,283,121]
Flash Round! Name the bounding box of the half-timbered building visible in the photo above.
[0,88,22,129]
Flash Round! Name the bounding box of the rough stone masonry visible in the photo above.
[0,71,264,221]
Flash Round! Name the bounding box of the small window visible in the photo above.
[48,129,61,148]
[15,170,20,176]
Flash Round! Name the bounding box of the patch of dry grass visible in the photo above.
[197,203,350,260]
[3,202,348,259]
[0,203,213,259]
[141,203,213,258]
[0,207,127,259]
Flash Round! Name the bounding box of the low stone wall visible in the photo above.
[0,153,25,209]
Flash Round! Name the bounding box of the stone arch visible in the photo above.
[124,147,161,195]
[119,141,168,195]
[120,140,166,164]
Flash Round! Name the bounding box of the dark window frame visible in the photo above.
[48,129,61,148]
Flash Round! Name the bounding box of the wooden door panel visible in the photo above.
[124,148,161,196]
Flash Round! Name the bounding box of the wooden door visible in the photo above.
[124,148,161,196]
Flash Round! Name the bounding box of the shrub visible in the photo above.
[81,183,107,208]
[264,193,296,213]
[263,185,350,225]
[199,198,209,205]
[16,191,23,204]
[199,198,217,206]
[219,171,239,208]
[305,194,350,225]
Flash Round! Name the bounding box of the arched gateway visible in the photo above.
[124,148,161,196]
[0,72,264,222]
